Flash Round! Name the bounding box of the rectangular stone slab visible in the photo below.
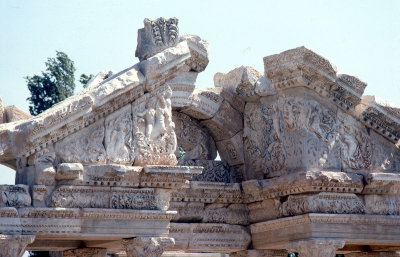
[250,213,400,250]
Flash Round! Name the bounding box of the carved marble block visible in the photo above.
[136,17,180,61]
[132,86,178,166]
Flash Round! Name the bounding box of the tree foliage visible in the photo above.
[26,51,76,116]
[79,73,94,88]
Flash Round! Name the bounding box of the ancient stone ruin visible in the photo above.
[1,17,400,257]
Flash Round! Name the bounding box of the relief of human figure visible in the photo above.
[136,99,156,139]
[152,90,174,140]
[106,116,130,162]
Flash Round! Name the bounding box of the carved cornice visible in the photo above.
[169,222,251,252]
[250,213,400,234]
[0,207,176,237]
[243,171,364,203]
[81,208,177,220]
[24,72,145,157]
[356,95,400,144]
[263,47,365,112]
[171,181,243,204]
[363,172,400,194]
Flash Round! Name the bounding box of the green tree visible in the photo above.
[79,73,94,88]
[26,51,76,116]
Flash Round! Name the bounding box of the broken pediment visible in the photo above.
[3,17,400,257]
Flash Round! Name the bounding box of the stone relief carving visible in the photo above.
[55,119,106,164]
[34,144,56,185]
[123,237,175,257]
[63,248,107,257]
[244,101,285,178]
[132,87,177,166]
[0,235,35,257]
[279,192,365,217]
[179,160,232,183]
[136,17,179,61]
[286,239,345,257]
[244,93,376,177]
[105,105,134,164]
[172,112,217,160]
[365,195,400,215]
[338,115,372,170]
[148,17,179,47]
[0,185,31,207]
[49,186,169,210]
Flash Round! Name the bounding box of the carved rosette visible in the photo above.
[286,239,345,257]
[0,234,35,257]
[132,86,178,166]
[122,237,174,257]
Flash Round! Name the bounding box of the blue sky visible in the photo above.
[0,0,400,184]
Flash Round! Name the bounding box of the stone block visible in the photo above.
[139,41,191,90]
[173,112,218,161]
[0,207,22,234]
[83,164,141,187]
[32,185,47,207]
[181,160,231,183]
[365,194,400,215]
[216,131,244,166]
[169,223,251,252]
[203,203,249,225]
[135,17,180,61]
[3,105,32,122]
[167,71,198,109]
[169,201,204,222]
[279,192,365,217]
[248,198,280,223]
[181,34,210,72]
[201,100,243,141]
[356,95,400,144]
[0,184,31,207]
[242,171,364,203]
[182,88,224,120]
[363,172,400,194]
[56,163,83,180]
[214,66,262,102]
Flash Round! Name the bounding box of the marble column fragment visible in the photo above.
[62,248,107,257]
[286,239,345,257]
[122,237,175,257]
[0,235,35,257]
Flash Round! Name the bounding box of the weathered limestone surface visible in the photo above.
[230,250,287,257]
[286,239,345,257]
[63,248,107,257]
[242,171,364,202]
[0,234,35,257]
[169,223,251,252]
[123,237,175,257]
[346,252,400,257]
